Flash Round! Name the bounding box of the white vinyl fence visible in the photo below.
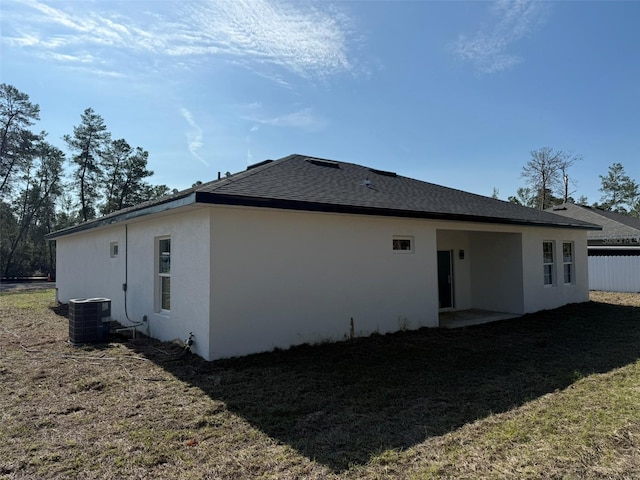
[588,255,640,292]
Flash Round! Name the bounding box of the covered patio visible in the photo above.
[436,229,525,318]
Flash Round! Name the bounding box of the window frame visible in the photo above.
[543,241,555,286]
[562,241,575,285]
[392,236,414,254]
[110,242,119,258]
[157,237,171,312]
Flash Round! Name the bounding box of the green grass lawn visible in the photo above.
[1,289,639,479]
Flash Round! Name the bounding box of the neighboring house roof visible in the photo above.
[548,203,640,245]
[48,154,600,239]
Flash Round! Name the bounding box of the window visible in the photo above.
[543,241,554,286]
[110,242,119,258]
[562,242,574,284]
[393,236,414,253]
[158,238,171,311]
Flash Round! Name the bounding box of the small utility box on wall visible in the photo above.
[68,298,111,345]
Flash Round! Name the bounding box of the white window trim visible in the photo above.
[543,240,555,287]
[393,235,414,254]
[562,241,575,285]
[156,236,171,313]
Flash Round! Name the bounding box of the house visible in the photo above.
[47,155,600,360]
[547,203,640,292]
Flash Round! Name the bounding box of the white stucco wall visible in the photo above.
[436,223,589,315]
[56,207,212,359]
[207,207,590,359]
[208,206,439,359]
[470,231,524,314]
[124,209,211,359]
[56,203,591,361]
[521,228,589,312]
[56,225,127,316]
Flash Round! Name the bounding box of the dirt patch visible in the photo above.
[590,290,640,306]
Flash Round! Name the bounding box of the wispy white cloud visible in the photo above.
[241,106,327,132]
[49,52,95,63]
[4,33,40,47]
[183,0,353,79]
[76,67,127,79]
[452,0,547,73]
[3,0,359,81]
[180,108,209,166]
[23,0,89,32]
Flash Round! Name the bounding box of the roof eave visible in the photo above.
[47,190,601,241]
[46,193,197,240]
[195,192,601,230]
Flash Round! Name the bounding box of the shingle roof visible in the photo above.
[48,154,599,239]
[548,203,640,241]
[193,154,597,228]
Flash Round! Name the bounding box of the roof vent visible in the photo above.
[306,158,340,168]
[246,159,273,170]
[368,168,397,177]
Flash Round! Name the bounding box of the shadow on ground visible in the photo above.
[118,301,640,472]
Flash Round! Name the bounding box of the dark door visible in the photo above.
[437,250,453,309]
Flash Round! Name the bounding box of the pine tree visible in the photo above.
[64,108,111,222]
[101,139,155,214]
[598,163,639,213]
[0,84,40,196]
[2,137,64,276]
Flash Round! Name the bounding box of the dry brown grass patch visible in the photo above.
[1,289,639,478]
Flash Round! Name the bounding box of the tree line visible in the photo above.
[2,84,639,277]
[505,146,639,216]
[0,84,171,277]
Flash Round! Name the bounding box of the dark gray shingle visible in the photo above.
[196,154,598,229]
[48,154,599,239]
[549,203,640,240]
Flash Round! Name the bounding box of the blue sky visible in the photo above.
[2,0,639,203]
